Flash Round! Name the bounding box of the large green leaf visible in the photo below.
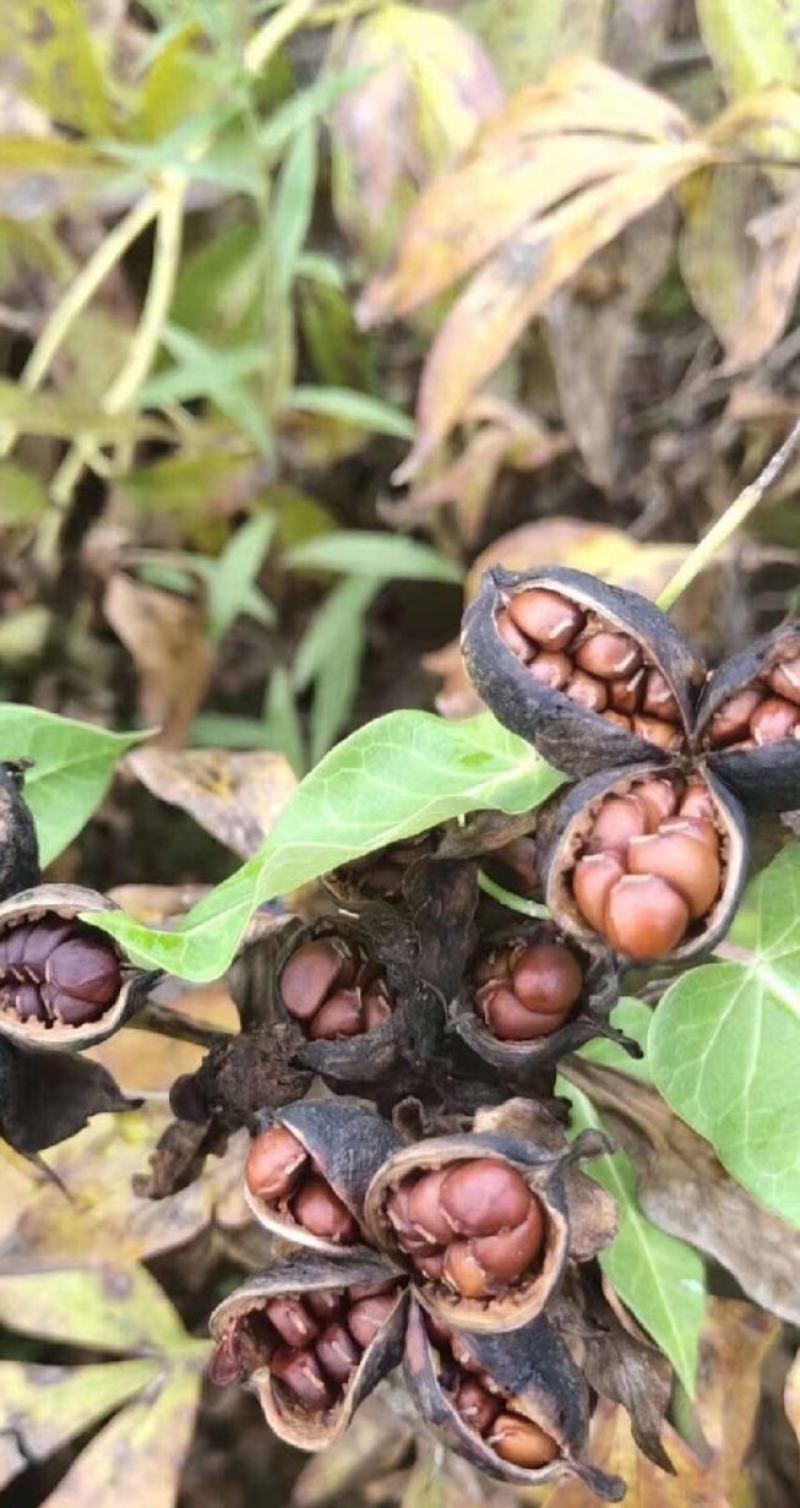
[697,0,800,98]
[0,708,146,865]
[649,844,800,1228]
[578,996,654,1082]
[89,711,564,980]
[559,1078,705,1394]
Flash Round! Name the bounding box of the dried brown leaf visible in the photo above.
[104,573,213,747]
[127,747,297,860]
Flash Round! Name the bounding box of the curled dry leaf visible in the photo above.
[0,1036,138,1156]
[127,747,298,860]
[104,573,213,747]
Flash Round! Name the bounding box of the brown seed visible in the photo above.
[474,949,512,987]
[292,1176,358,1244]
[660,815,719,853]
[634,777,679,831]
[265,1297,319,1349]
[587,795,647,855]
[642,669,680,721]
[507,589,584,651]
[490,1414,559,1468]
[306,1290,344,1322]
[495,607,534,661]
[347,1292,397,1348]
[609,667,646,713]
[628,830,720,920]
[470,1200,545,1285]
[602,710,631,732]
[46,987,108,1026]
[209,1329,247,1387]
[604,874,690,959]
[511,942,583,1015]
[363,985,393,1030]
[47,934,121,1006]
[479,984,568,1041]
[407,1169,454,1244]
[307,988,363,1040]
[347,1279,397,1302]
[708,687,764,747]
[245,1126,308,1203]
[270,1347,333,1409]
[572,852,625,933]
[315,1323,360,1384]
[442,1240,489,1299]
[680,785,716,821]
[21,918,76,972]
[632,714,683,751]
[386,1184,437,1254]
[575,631,642,680]
[280,940,345,1020]
[415,1251,446,1281]
[750,696,800,745]
[564,670,607,712]
[456,1378,502,1435]
[769,654,800,706]
[440,1160,530,1237]
[528,651,572,690]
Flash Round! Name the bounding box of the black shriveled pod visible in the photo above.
[538,763,749,966]
[363,1126,615,1334]
[0,884,155,1051]
[461,566,705,778]
[208,1252,408,1451]
[0,762,41,901]
[694,622,800,812]
[244,1099,404,1256]
[451,921,629,1076]
[0,1035,138,1154]
[403,1301,624,1501]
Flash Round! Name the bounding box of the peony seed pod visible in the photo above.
[244,1099,404,1255]
[461,566,705,778]
[209,1252,407,1450]
[695,622,800,811]
[403,1302,623,1500]
[539,764,748,964]
[0,884,153,1051]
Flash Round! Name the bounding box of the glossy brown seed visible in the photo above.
[415,1251,446,1280]
[587,795,647,855]
[495,608,534,660]
[602,710,631,732]
[470,1200,545,1285]
[307,988,363,1040]
[47,935,121,1006]
[456,1379,502,1435]
[604,874,690,959]
[511,942,583,1015]
[315,1323,360,1384]
[386,1185,436,1254]
[246,1126,308,1202]
[609,667,646,713]
[528,651,572,690]
[407,1170,454,1244]
[280,940,345,1020]
[632,714,683,751]
[306,1290,344,1322]
[575,631,642,680]
[209,1329,246,1386]
[628,830,721,919]
[769,654,800,705]
[442,1240,489,1299]
[634,777,679,831]
[641,669,680,720]
[565,670,607,712]
[680,785,716,821]
[45,987,107,1026]
[21,919,75,971]
[572,851,625,933]
[346,1292,398,1348]
[750,696,800,745]
[271,1347,333,1409]
[265,1297,319,1349]
[490,1414,559,1468]
[507,590,584,651]
[292,1177,358,1244]
[0,922,32,969]
[479,984,567,1041]
[708,687,764,747]
[660,814,719,852]
[440,1160,530,1237]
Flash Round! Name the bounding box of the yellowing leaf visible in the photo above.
[0,1263,188,1354]
[463,0,606,91]
[0,0,112,137]
[698,0,800,100]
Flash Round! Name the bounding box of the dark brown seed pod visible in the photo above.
[403,1302,624,1500]
[452,923,629,1075]
[208,1252,407,1451]
[244,1099,404,1255]
[0,884,153,1051]
[461,566,705,778]
[539,765,748,965]
[695,622,800,811]
[364,1127,614,1333]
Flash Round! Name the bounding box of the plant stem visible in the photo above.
[478,870,551,921]
[244,0,320,75]
[656,416,800,612]
[131,1000,231,1049]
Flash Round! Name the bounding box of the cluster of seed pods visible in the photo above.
[279,936,395,1042]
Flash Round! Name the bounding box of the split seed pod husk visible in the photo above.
[452,921,629,1076]
[403,1299,624,1501]
[0,1036,139,1154]
[0,883,155,1051]
[461,566,705,779]
[363,1127,615,1333]
[245,1098,404,1255]
[694,622,800,812]
[208,1252,408,1451]
[538,763,749,965]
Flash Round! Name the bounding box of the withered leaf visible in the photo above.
[127,746,297,859]
[104,573,213,747]
[0,1037,138,1156]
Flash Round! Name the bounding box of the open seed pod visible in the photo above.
[695,621,800,812]
[208,1252,408,1451]
[363,1127,613,1333]
[461,566,705,778]
[452,922,627,1075]
[403,1300,624,1500]
[0,884,154,1051]
[539,764,748,965]
[244,1099,404,1255]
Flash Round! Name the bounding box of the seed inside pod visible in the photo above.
[246,1126,309,1202]
[705,646,800,753]
[604,874,690,959]
[751,697,800,744]
[279,934,396,1042]
[427,1318,560,1470]
[490,1414,560,1468]
[0,916,122,1029]
[507,589,585,650]
[292,1176,358,1244]
[474,939,584,1043]
[769,654,800,705]
[246,1125,361,1245]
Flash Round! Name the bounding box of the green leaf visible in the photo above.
[207,512,277,639]
[286,530,462,583]
[578,997,654,1082]
[88,711,565,980]
[287,385,415,439]
[143,325,273,456]
[0,461,48,526]
[0,0,113,137]
[559,1078,705,1394]
[0,707,146,866]
[293,576,378,692]
[0,382,171,444]
[268,122,318,295]
[649,844,800,1228]
[263,667,307,777]
[697,0,800,98]
[0,1265,190,1354]
[307,579,378,763]
[260,65,375,155]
